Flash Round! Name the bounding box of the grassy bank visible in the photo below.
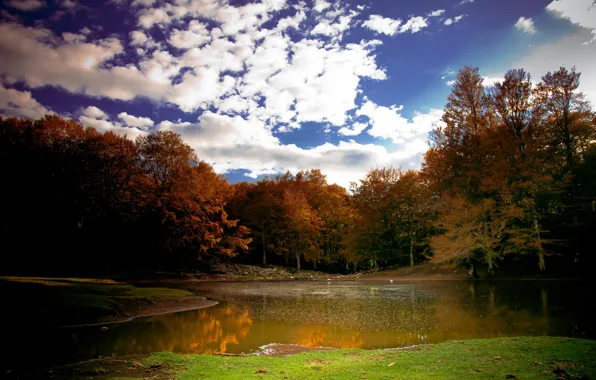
[0,276,208,327]
[31,336,596,379]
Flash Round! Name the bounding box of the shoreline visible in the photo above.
[62,296,219,328]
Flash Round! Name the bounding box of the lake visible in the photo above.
[6,280,595,371]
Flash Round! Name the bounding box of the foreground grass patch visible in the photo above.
[142,337,595,379]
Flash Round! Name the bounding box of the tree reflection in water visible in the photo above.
[48,281,594,366]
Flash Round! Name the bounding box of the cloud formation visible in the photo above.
[0,85,49,118]
[515,17,536,34]
[444,15,464,26]
[363,14,429,36]
[1,0,536,188]
[4,0,45,11]
[546,0,596,43]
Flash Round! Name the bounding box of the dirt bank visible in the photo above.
[0,277,217,328]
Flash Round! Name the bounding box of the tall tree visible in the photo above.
[279,188,323,271]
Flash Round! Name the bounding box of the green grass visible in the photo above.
[136,337,596,379]
[0,276,193,326]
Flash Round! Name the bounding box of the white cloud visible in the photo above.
[62,32,86,43]
[132,0,155,7]
[311,8,359,40]
[444,15,464,26]
[400,16,428,33]
[137,0,287,36]
[0,0,447,188]
[162,113,434,189]
[130,30,149,46]
[0,1,387,126]
[515,17,536,35]
[459,0,474,4]
[0,85,49,118]
[338,121,369,136]
[117,112,154,128]
[138,7,171,29]
[547,0,596,43]
[83,105,107,119]
[428,9,445,17]
[482,76,503,87]
[80,106,148,140]
[363,15,402,36]
[515,28,596,105]
[363,14,428,36]
[169,20,211,49]
[356,100,442,148]
[313,0,331,13]
[0,23,171,102]
[4,0,45,11]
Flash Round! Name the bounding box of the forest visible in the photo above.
[1,66,595,277]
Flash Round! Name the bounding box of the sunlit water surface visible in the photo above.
[8,280,596,369]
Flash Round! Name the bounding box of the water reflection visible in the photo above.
[7,281,595,369]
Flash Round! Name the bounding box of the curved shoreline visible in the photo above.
[62,297,219,328]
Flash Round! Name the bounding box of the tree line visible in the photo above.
[1,66,595,276]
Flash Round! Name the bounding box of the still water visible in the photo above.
[11,280,596,369]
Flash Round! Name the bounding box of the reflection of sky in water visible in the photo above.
[9,281,596,369]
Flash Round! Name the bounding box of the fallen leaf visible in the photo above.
[388,362,395,367]
[493,356,502,360]
[255,368,267,374]
[534,362,543,365]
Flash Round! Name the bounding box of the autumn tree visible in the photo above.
[535,67,591,170]
[227,179,281,265]
[427,66,490,196]
[348,168,434,269]
[388,170,434,267]
[278,188,323,271]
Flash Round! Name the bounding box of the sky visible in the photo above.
[0,0,595,188]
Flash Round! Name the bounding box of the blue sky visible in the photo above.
[1,0,595,187]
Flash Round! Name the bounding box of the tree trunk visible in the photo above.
[533,211,545,272]
[487,255,495,277]
[467,263,478,279]
[409,232,414,268]
[295,251,301,272]
[261,217,266,266]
